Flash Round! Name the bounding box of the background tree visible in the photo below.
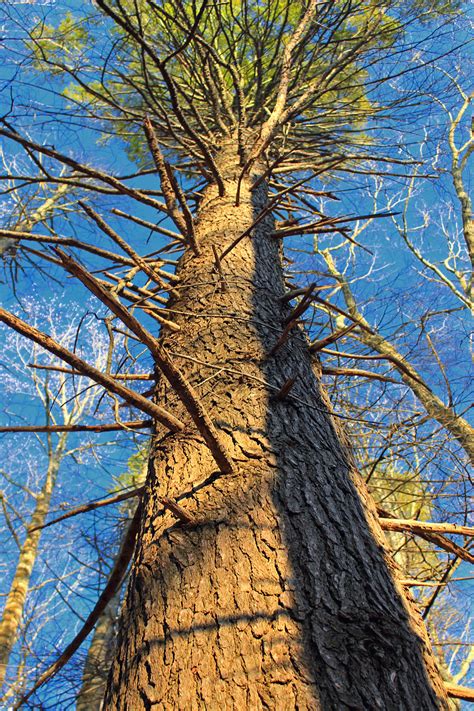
[76,447,148,711]
[0,303,136,700]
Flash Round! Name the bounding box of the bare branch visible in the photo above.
[54,249,234,473]
[0,420,152,434]
[0,307,184,432]
[30,487,145,532]
[444,683,474,702]
[13,501,143,709]
[379,518,474,538]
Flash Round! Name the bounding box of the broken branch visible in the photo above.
[379,518,474,537]
[0,307,184,432]
[377,506,474,565]
[54,249,234,474]
[79,201,178,296]
[321,366,399,384]
[274,376,297,400]
[159,496,197,526]
[30,487,145,532]
[310,323,358,352]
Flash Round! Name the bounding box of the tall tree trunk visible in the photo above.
[104,146,450,709]
[76,511,140,711]
[0,438,65,691]
[76,587,122,711]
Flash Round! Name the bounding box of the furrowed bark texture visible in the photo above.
[104,146,449,710]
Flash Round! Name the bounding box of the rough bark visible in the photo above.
[104,145,450,710]
[0,438,66,691]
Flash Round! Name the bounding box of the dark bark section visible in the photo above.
[104,146,449,710]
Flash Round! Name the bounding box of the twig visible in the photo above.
[54,250,234,474]
[212,245,227,292]
[28,363,154,380]
[143,116,197,252]
[143,307,181,332]
[310,323,358,352]
[165,162,199,254]
[320,349,391,361]
[0,229,153,268]
[111,208,185,243]
[0,307,184,432]
[30,487,145,532]
[79,202,179,296]
[280,286,312,303]
[268,284,317,356]
[273,211,398,236]
[313,296,375,334]
[274,377,297,400]
[159,497,197,526]
[103,272,168,306]
[0,127,169,213]
[321,366,399,384]
[283,283,317,324]
[267,320,296,357]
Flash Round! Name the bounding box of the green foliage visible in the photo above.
[24,0,462,166]
[115,446,149,491]
[29,12,89,74]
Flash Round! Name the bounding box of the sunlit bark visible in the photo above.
[104,147,450,710]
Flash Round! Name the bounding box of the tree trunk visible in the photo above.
[104,145,450,709]
[76,587,122,711]
[77,512,140,711]
[0,439,65,691]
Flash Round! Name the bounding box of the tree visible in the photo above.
[0,0,472,707]
[76,448,148,711]
[0,304,121,698]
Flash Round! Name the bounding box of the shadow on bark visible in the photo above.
[251,228,444,709]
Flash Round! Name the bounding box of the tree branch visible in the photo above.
[0,420,152,434]
[379,517,474,537]
[444,683,474,702]
[30,487,145,532]
[0,307,184,432]
[54,249,234,473]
